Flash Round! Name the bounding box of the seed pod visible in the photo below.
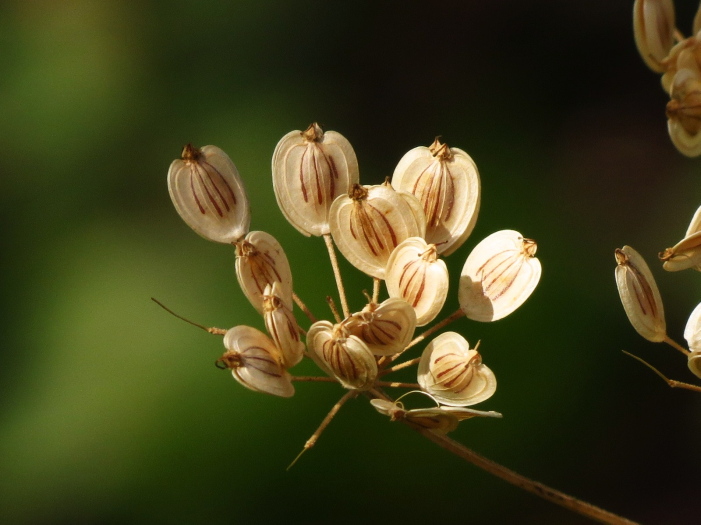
[370,398,501,425]
[263,282,305,368]
[343,298,417,356]
[392,138,480,255]
[168,144,250,243]
[659,231,701,271]
[329,182,426,279]
[235,231,293,314]
[218,326,294,398]
[633,0,676,73]
[614,246,667,343]
[272,123,359,237]
[661,39,701,94]
[458,230,541,322]
[417,332,497,407]
[306,321,378,390]
[684,301,701,379]
[369,398,459,434]
[666,64,701,157]
[385,238,448,326]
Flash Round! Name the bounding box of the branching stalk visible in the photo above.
[323,233,350,318]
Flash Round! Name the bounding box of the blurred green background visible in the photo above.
[1,1,700,523]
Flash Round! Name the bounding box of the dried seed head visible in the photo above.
[219,325,294,398]
[263,282,305,368]
[235,231,293,314]
[661,38,701,93]
[168,144,250,243]
[392,138,480,255]
[684,301,701,379]
[369,398,459,434]
[458,230,541,322]
[329,183,426,279]
[614,246,667,343]
[306,321,378,390]
[343,297,417,356]
[633,0,676,73]
[666,64,701,157]
[385,238,449,326]
[417,332,497,406]
[272,123,359,236]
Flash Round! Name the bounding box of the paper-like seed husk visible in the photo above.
[385,238,449,326]
[343,298,417,356]
[263,283,305,368]
[695,5,701,36]
[667,67,701,157]
[272,124,359,237]
[614,246,667,343]
[392,141,480,255]
[684,302,701,378]
[417,331,497,406]
[633,0,676,73]
[661,40,701,94]
[370,399,501,423]
[235,231,293,314]
[307,321,378,390]
[168,145,250,244]
[329,184,425,279]
[660,231,701,271]
[661,205,701,272]
[369,399,459,434]
[221,326,294,398]
[459,230,541,322]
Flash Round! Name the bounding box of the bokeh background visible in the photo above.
[1,1,700,523]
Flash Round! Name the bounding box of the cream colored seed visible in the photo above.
[272,123,359,237]
[614,246,667,343]
[263,282,305,369]
[666,63,701,157]
[343,297,417,356]
[633,0,676,73]
[168,144,250,244]
[684,302,701,379]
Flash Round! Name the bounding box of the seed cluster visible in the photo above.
[166,123,541,440]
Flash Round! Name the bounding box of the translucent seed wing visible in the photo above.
[633,0,676,73]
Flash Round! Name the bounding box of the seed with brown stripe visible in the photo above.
[343,297,417,356]
[263,282,305,368]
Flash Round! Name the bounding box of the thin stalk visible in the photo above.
[287,390,357,470]
[151,297,227,335]
[373,277,381,304]
[323,233,350,318]
[393,308,465,360]
[292,376,338,383]
[623,350,701,392]
[293,292,317,323]
[326,296,342,324]
[416,429,639,525]
[375,381,421,389]
[381,357,420,376]
[664,336,691,357]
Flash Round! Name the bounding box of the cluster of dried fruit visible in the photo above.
[166,123,541,437]
[633,0,701,156]
[614,205,701,386]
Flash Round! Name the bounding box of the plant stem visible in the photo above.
[375,381,420,389]
[416,429,639,525]
[393,308,465,360]
[293,292,317,323]
[324,233,350,319]
[381,357,420,376]
[151,297,227,335]
[664,336,690,356]
[373,277,381,304]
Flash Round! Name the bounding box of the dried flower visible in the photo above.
[385,238,449,326]
[391,138,480,255]
[168,144,250,243]
[272,123,359,237]
[343,298,417,356]
[458,230,541,322]
[218,326,294,398]
[417,332,497,406]
[614,246,667,343]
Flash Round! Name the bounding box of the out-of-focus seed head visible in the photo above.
[661,37,701,93]
[385,238,449,326]
[272,123,359,237]
[343,297,417,356]
[684,301,701,379]
[458,230,541,322]
[614,246,667,343]
[329,183,426,279]
[235,231,293,314]
[667,64,701,157]
[417,332,497,407]
[263,282,305,368]
[218,326,294,398]
[168,144,250,244]
[633,0,676,73]
[392,138,480,255]
[306,321,378,390]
